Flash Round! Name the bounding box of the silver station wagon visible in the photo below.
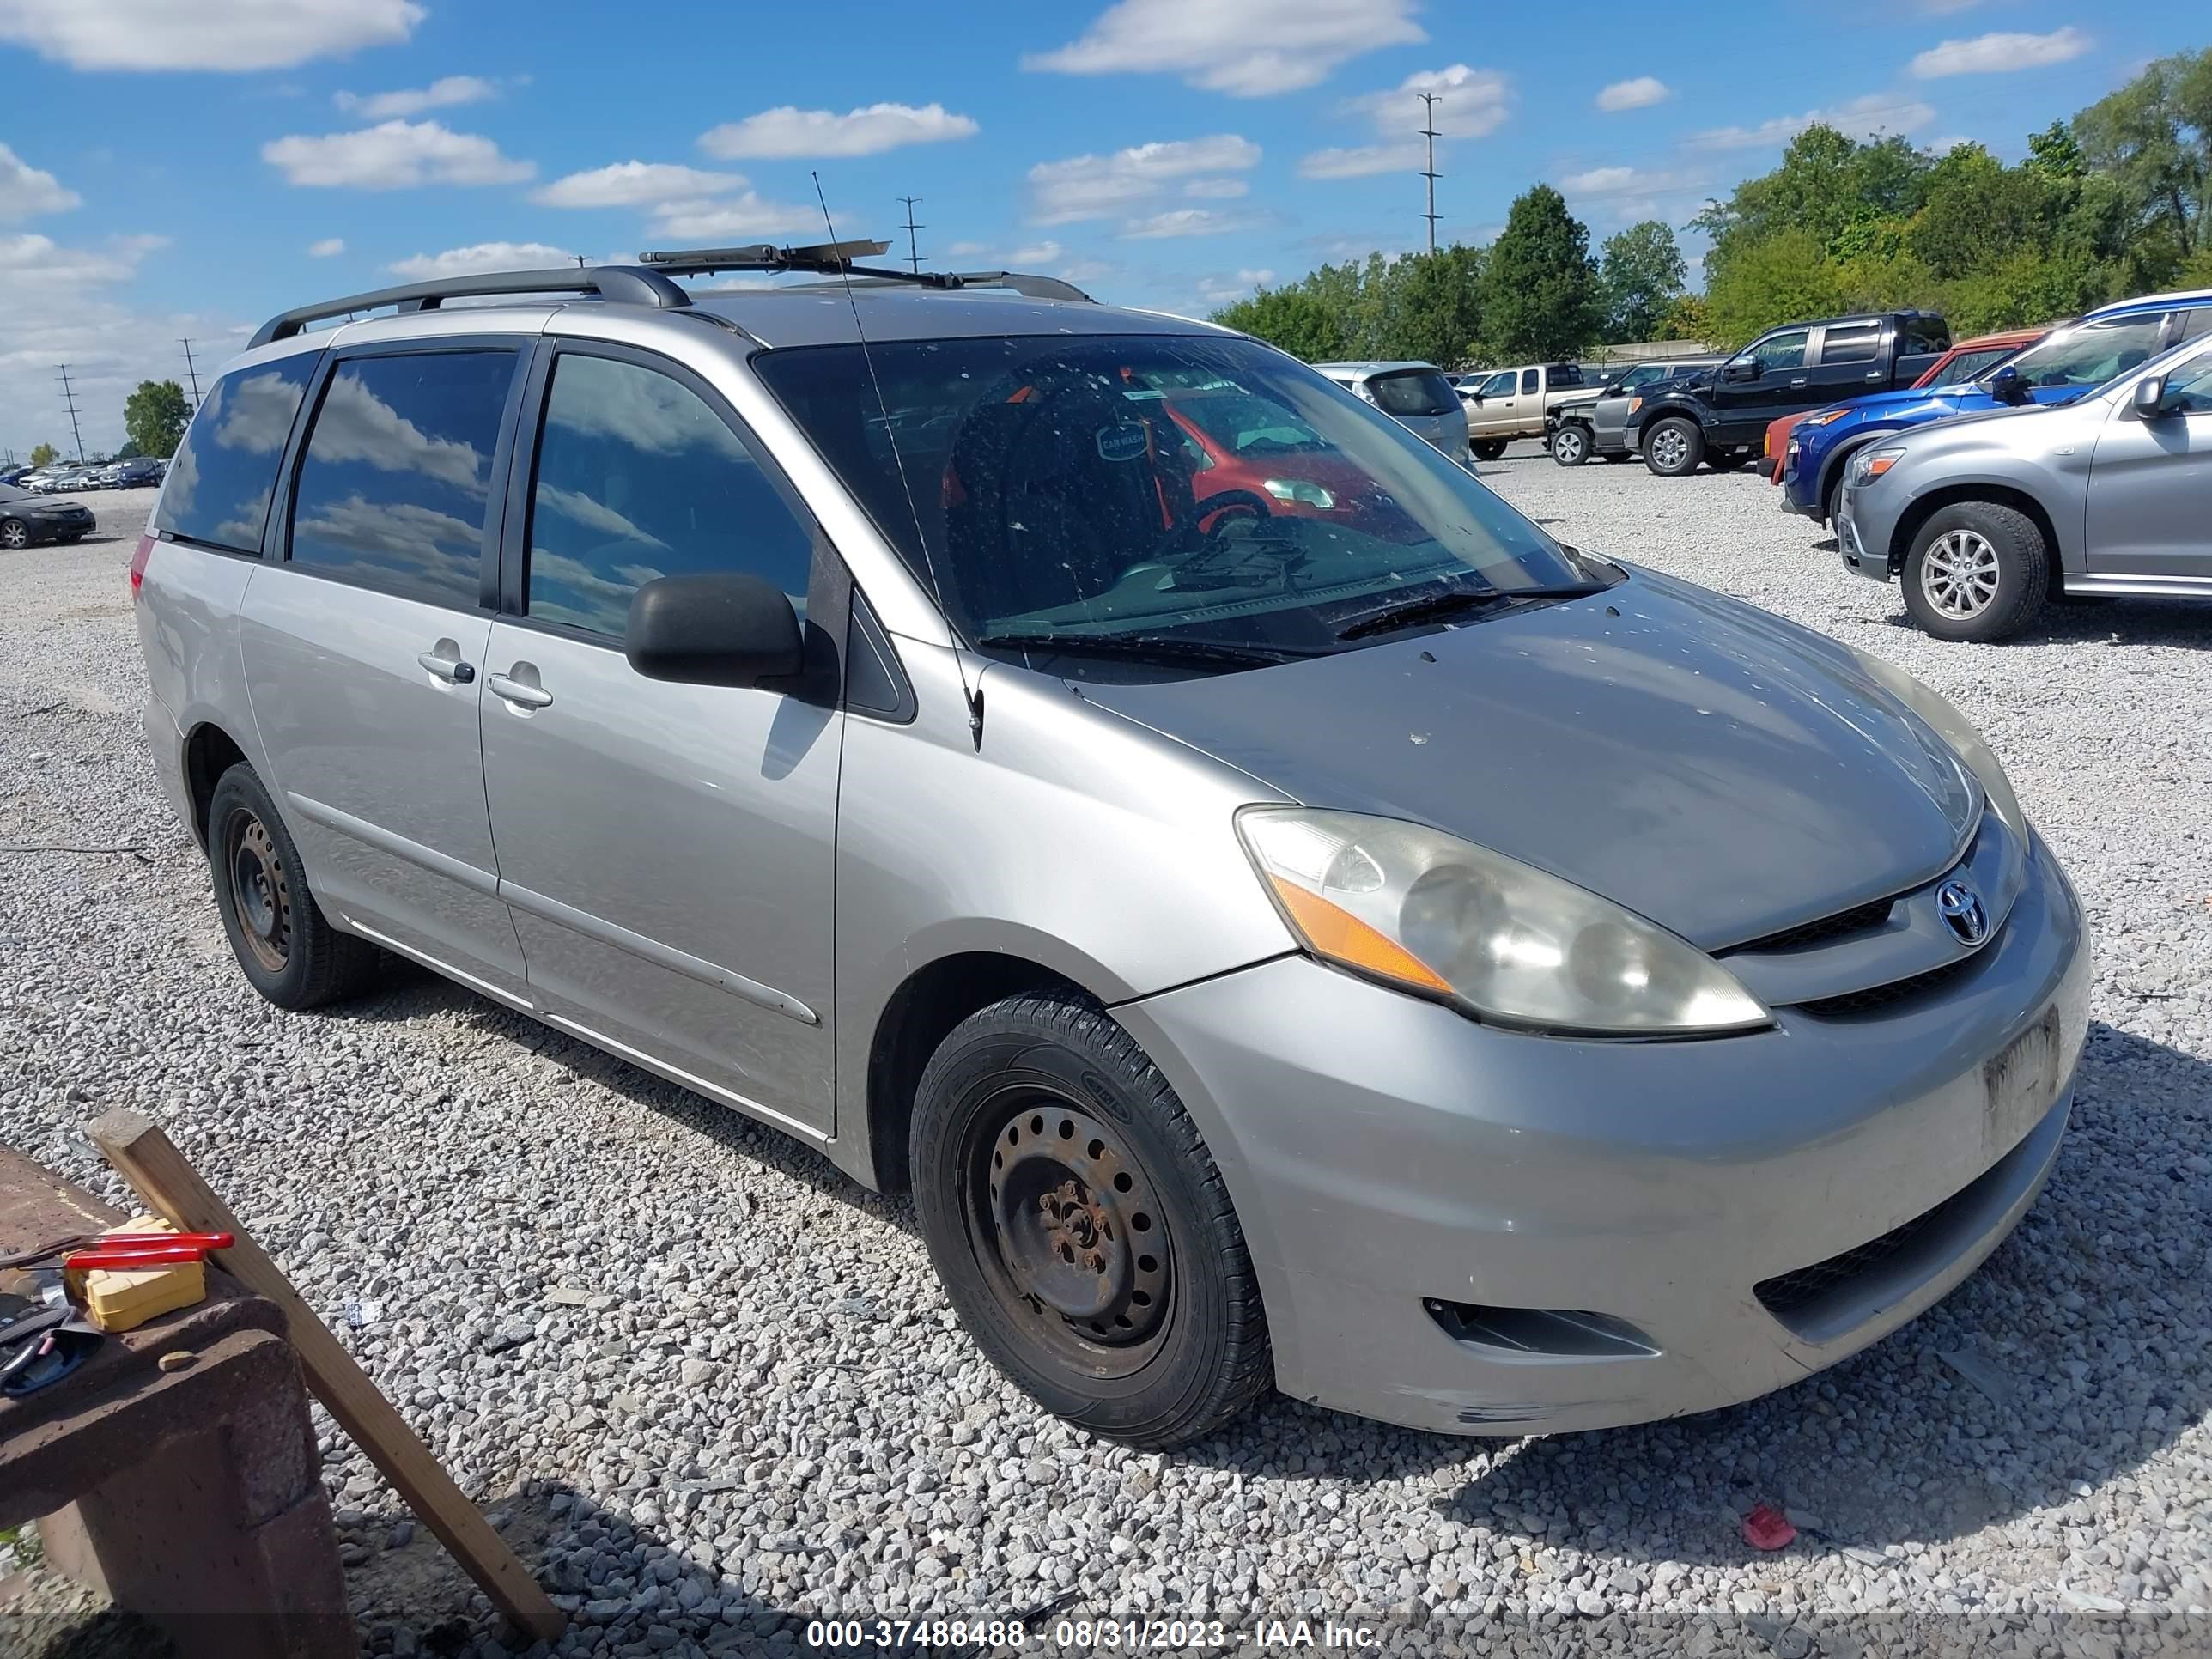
[133,248,2088,1448]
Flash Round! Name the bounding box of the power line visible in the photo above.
[55,365,86,462]
[896,196,925,274]
[179,337,204,410]
[1418,93,1442,254]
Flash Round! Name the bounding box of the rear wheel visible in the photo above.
[1548,424,1591,466]
[1900,502,2049,643]
[0,518,29,550]
[208,763,387,1009]
[911,994,1272,1448]
[1643,416,1705,477]
[1469,438,1510,461]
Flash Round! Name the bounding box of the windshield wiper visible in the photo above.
[975,631,1314,669]
[1334,583,1607,641]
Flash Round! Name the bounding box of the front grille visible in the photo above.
[1796,951,1976,1017]
[1739,896,1893,954]
[1754,1193,1958,1317]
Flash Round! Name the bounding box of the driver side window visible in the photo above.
[1479,371,1516,398]
[526,352,812,637]
[1741,330,1808,373]
[2162,357,2212,416]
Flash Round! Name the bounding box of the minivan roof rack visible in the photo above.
[248,264,692,349]
[638,239,1097,303]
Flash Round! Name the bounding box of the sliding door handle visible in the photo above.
[488,672,553,710]
[416,646,475,684]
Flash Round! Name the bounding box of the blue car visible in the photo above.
[1783,291,2212,525]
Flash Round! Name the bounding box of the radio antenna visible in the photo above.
[810,171,983,750]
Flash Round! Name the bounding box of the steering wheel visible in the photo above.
[1140,487,1275,568]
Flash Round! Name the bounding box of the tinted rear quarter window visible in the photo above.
[153,355,317,553]
[1820,324,1882,364]
[1370,370,1458,416]
[287,350,515,607]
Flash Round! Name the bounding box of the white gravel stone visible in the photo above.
[3,464,2209,1656]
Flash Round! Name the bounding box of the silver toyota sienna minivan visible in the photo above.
[132,252,2089,1449]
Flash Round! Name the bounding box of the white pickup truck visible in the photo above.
[1457,362,1596,459]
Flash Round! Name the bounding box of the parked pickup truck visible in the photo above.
[1546,358,1722,465]
[1626,312,1950,477]
[1459,362,1593,460]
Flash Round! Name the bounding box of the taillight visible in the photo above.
[129,533,155,602]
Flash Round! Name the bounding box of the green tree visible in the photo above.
[1703,228,1852,347]
[123,379,191,459]
[1599,220,1686,341]
[2074,47,2211,258]
[1367,244,1486,366]
[1480,185,1604,360]
[2025,120,2086,181]
[1695,127,1935,280]
[1211,286,1348,362]
[29,442,58,467]
[1654,292,1711,343]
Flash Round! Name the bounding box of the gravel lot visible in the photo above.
[3,459,2208,1656]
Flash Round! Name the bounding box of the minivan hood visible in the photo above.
[1077,570,1978,950]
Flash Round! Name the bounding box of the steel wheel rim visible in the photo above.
[962,1085,1174,1376]
[1920,529,2001,618]
[1650,428,1688,471]
[223,807,292,974]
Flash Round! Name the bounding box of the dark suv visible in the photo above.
[1626,313,1950,477]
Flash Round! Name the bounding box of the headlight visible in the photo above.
[1847,649,2025,836]
[1852,445,1907,485]
[1263,477,1334,508]
[1627,396,1643,416]
[1236,807,1771,1036]
[1799,409,1850,428]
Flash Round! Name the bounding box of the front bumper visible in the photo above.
[1835,486,1895,582]
[1118,831,2088,1437]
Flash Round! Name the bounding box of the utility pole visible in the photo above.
[179,337,204,410]
[1418,92,1442,254]
[897,196,925,273]
[56,365,86,462]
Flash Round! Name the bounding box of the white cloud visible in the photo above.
[262,121,534,189]
[1298,142,1426,179]
[1595,76,1671,112]
[1911,27,2091,78]
[698,102,978,160]
[532,162,746,210]
[0,0,422,70]
[1010,240,1064,266]
[644,193,818,241]
[1024,0,1424,96]
[1343,64,1510,139]
[1183,176,1249,199]
[1690,92,1936,151]
[387,242,578,280]
[1198,268,1274,302]
[0,143,78,219]
[1028,134,1261,225]
[335,75,499,120]
[944,240,988,258]
[307,236,345,258]
[1120,207,1259,240]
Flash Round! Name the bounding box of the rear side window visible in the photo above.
[525,352,813,637]
[2175,307,2212,343]
[1904,315,1950,355]
[1518,368,1540,396]
[1820,324,1881,364]
[1370,369,1459,417]
[288,350,515,607]
[153,356,316,553]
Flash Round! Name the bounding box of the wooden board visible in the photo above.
[88,1109,565,1644]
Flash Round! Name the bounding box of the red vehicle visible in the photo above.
[1158,390,1422,539]
[1760,325,2048,483]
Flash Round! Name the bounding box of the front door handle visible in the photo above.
[417,644,475,684]
[488,672,552,710]
[1789,377,1808,388]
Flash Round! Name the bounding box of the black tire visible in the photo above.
[911,994,1272,1448]
[1642,416,1705,477]
[207,763,386,1009]
[0,517,29,551]
[1548,423,1591,466]
[1899,501,2050,643]
[1469,438,1510,461]
[1708,448,1753,471]
[1601,450,1632,463]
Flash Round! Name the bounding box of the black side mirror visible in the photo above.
[1723,359,1761,383]
[2133,375,2175,418]
[625,572,804,688]
[1988,364,2028,405]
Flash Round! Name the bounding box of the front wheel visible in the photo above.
[0,518,29,550]
[1900,502,2049,642]
[1469,438,1509,461]
[911,994,1273,1448]
[1548,424,1590,466]
[1642,416,1705,477]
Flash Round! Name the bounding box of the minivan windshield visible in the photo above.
[756,335,1607,675]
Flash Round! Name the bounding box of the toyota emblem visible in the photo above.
[1936,878,1988,946]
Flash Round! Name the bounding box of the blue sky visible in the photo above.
[3,0,2203,459]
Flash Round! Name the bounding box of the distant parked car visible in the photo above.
[1837,331,2212,641]
[1459,362,1593,460]
[1784,294,2212,525]
[1628,312,1951,477]
[98,457,167,489]
[1311,361,1472,462]
[1548,358,1724,466]
[1762,327,2049,485]
[0,481,95,549]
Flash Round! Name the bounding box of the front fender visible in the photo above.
[1627,392,1716,438]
